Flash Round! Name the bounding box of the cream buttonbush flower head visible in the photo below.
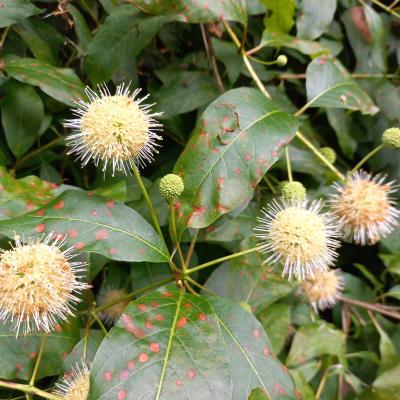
[97,287,129,325]
[54,362,90,400]
[0,234,90,336]
[300,269,344,311]
[65,83,163,176]
[330,170,399,245]
[254,199,341,281]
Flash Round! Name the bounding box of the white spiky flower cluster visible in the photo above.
[54,362,90,400]
[0,234,89,336]
[97,287,129,325]
[330,170,399,245]
[65,83,163,176]
[254,199,340,280]
[300,269,344,311]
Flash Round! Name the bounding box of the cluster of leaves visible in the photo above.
[0,0,399,399]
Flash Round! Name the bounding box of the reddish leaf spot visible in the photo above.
[104,371,113,382]
[263,347,270,357]
[176,379,183,387]
[35,209,45,216]
[234,167,241,175]
[149,342,160,353]
[35,223,46,233]
[155,314,164,321]
[106,200,115,208]
[53,200,64,210]
[187,369,196,379]
[54,324,62,333]
[163,291,173,297]
[151,302,159,308]
[272,151,278,157]
[137,303,147,312]
[216,204,228,213]
[184,302,192,309]
[91,210,99,217]
[145,320,153,330]
[26,201,35,210]
[30,352,37,359]
[68,228,79,239]
[95,229,108,240]
[127,360,135,370]
[244,154,252,161]
[120,369,129,381]
[74,241,85,250]
[117,390,127,400]
[139,353,149,363]
[252,328,261,338]
[108,247,116,255]
[177,317,187,328]
[52,232,65,241]
[198,313,207,321]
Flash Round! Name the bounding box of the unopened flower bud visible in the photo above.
[281,181,307,201]
[382,127,400,149]
[277,55,288,67]
[320,147,337,164]
[159,174,184,201]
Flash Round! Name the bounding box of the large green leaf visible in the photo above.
[261,0,295,33]
[127,0,247,24]
[0,167,56,220]
[0,0,42,28]
[0,319,79,380]
[0,190,169,263]
[88,285,296,399]
[260,31,327,55]
[305,56,379,114]
[172,88,299,234]
[85,6,167,84]
[1,83,44,157]
[4,56,85,106]
[296,0,337,40]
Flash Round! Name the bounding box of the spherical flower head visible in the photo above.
[159,174,184,201]
[98,287,129,325]
[330,170,399,245]
[277,54,288,66]
[65,83,163,176]
[254,199,340,281]
[281,181,306,201]
[0,234,90,336]
[382,127,400,149]
[300,269,344,311]
[54,362,90,400]
[320,147,337,164]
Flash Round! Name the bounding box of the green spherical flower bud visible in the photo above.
[281,181,307,201]
[382,127,400,149]
[277,54,288,67]
[159,174,184,200]
[320,147,337,164]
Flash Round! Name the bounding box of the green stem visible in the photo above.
[131,165,166,246]
[242,53,272,99]
[316,367,330,399]
[263,175,277,194]
[295,131,345,180]
[186,246,261,275]
[29,334,47,386]
[0,380,62,400]
[285,146,293,182]
[368,0,400,19]
[91,311,108,335]
[94,277,174,313]
[169,203,186,272]
[351,144,384,173]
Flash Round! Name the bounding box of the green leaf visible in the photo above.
[88,285,296,399]
[248,388,269,400]
[0,190,169,263]
[370,362,400,400]
[4,56,85,106]
[261,0,295,33]
[130,262,171,292]
[0,166,56,219]
[305,56,379,115]
[85,6,167,84]
[173,88,299,233]
[260,31,328,55]
[1,83,44,157]
[297,0,337,40]
[211,38,242,85]
[67,4,92,52]
[0,0,42,28]
[0,319,79,380]
[154,71,219,118]
[126,0,247,24]
[286,322,345,367]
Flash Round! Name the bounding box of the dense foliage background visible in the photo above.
[0,0,399,399]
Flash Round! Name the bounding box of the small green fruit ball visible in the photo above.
[281,181,307,201]
[159,174,184,200]
[277,54,288,67]
[382,127,400,149]
[320,147,337,164]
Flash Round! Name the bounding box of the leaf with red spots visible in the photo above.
[127,0,247,24]
[173,88,299,235]
[0,319,80,380]
[0,167,56,220]
[305,56,379,115]
[88,285,296,400]
[0,190,169,263]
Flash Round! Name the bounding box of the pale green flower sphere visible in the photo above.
[159,174,184,200]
